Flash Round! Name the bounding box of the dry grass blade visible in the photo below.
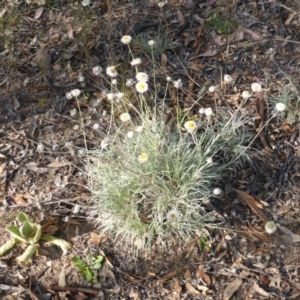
[234,189,268,223]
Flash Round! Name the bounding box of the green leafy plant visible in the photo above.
[206,12,238,34]
[198,234,210,252]
[71,254,104,283]
[0,212,71,266]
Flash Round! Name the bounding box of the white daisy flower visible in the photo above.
[73,204,80,214]
[224,74,233,83]
[275,103,286,112]
[242,91,250,99]
[121,35,132,45]
[116,92,124,99]
[70,108,77,117]
[111,79,117,85]
[166,210,180,222]
[130,58,142,66]
[106,66,118,77]
[93,123,100,130]
[126,78,135,87]
[206,157,213,164]
[199,108,205,114]
[81,0,90,6]
[120,113,131,122]
[77,73,85,82]
[135,126,143,133]
[148,40,155,47]
[213,188,223,196]
[265,221,277,234]
[251,82,262,92]
[184,120,196,133]
[208,86,215,93]
[205,107,213,117]
[92,65,102,75]
[158,1,165,8]
[127,131,134,138]
[136,82,148,93]
[173,79,182,89]
[71,89,81,98]
[106,93,115,100]
[166,76,171,82]
[136,72,149,82]
[138,153,148,163]
[66,92,73,99]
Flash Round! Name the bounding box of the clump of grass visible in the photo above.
[268,69,300,124]
[84,36,253,251]
[136,33,170,56]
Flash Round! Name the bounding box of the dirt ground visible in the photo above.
[1,0,300,299]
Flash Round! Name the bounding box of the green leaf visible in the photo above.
[86,254,93,263]
[84,268,94,282]
[92,262,102,270]
[6,226,28,243]
[71,257,87,269]
[41,235,71,254]
[17,212,31,224]
[20,221,36,238]
[0,238,19,256]
[32,224,42,243]
[16,244,38,266]
[95,255,104,264]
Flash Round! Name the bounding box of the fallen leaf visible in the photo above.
[173,278,182,296]
[277,224,300,243]
[184,268,192,280]
[253,281,270,297]
[223,279,243,300]
[11,195,28,207]
[177,9,185,25]
[160,266,187,284]
[185,282,200,296]
[196,267,211,285]
[42,224,59,235]
[47,162,70,168]
[34,6,44,19]
[88,232,108,244]
[235,189,268,222]
[161,53,167,69]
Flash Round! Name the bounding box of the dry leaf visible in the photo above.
[185,282,200,296]
[0,162,6,175]
[11,195,28,207]
[183,268,192,280]
[235,189,268,222]
[161,53,167,69]
[232,256,243,267]
[223,279,243,300]
[88,232,108,244]
[47,162,70,168]
[34,6,44,19]
[173,278,182,295]
[196,267,211,285]
[177,9,185,25]
[160,266,187,284]
[277,224,300,243]
[42,224,59,235]
[253,281,270,297]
